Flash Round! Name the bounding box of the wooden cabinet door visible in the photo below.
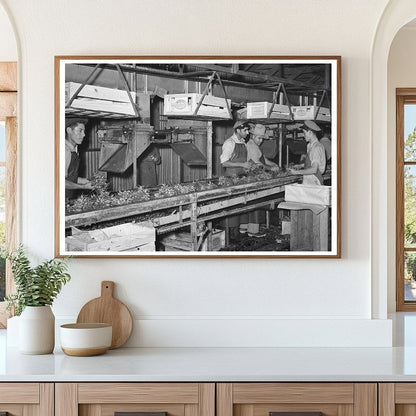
[379,383,416,416]
[0,383,53,415]
[55,383,215,416]
[217,383,377,416]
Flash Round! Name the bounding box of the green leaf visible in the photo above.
[5,245,71,316]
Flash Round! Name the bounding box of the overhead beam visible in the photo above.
[192,63,320,89]
[78,63,327,92]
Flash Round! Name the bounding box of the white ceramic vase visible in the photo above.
[18,305,55,354]
[6,315,20,347]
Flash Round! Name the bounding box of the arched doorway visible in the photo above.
[371,1,416,318]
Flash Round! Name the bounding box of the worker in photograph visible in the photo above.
[246,124,280,171]
[288,120,326,185]
[244,124,279,237]
[220,120,251,176]
[220,120,251,239]
[320,125,332,164]
[65,117,92,199]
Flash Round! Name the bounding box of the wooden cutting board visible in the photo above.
[76,281,133,349]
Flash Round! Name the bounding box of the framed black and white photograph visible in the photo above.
[55,56,341,258]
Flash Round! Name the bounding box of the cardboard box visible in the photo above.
[291,105,331,122]
[164,93,231,118]
[65,222,155,252]
[247,102,291,120]
[285,183,331,206]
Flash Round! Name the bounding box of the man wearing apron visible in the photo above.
[288,120,326,185]
[65,118,92,200]
[220,121,251,239]
[220,120,251,175]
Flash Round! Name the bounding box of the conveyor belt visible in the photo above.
[65,175,301,229]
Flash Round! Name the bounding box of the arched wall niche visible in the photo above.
[371,0,416,318]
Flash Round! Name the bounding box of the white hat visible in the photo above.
[251,124,267,138]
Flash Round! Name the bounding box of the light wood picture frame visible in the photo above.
[55,56,341,258]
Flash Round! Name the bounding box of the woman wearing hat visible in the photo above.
[288,120,326,185]
[65,117,92,199]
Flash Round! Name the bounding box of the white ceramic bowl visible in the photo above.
[60,323,112,356]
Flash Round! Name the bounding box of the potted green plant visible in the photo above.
[4,245,71,354]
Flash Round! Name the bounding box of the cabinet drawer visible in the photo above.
[217,383,376,416]
[78,383,200,404]
[56,383,215,416]
[0,383,53,415]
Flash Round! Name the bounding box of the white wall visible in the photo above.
[0,3,16,61]
[387,26,416,312]
[0,0,394,347]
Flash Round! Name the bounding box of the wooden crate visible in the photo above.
[291,105,331,121]
[164,93,231,118]
[290,207,329,251]
[161,229,225,252]
[65,82,137,116]
[246,101,291,120]
[65,222,155,252]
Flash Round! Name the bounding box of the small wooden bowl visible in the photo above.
[60,323,112,356]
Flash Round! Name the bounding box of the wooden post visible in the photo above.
[207,121,213,179]
[278,123,283,168]
[190,195,198,251]
[225,217,230,247]
[132,129,138,188]
[278,93,284,168]
[178,154,182,183]
[207,221,213,251]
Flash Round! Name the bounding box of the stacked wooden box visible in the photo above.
[164,93,231,119]
[65,82,137,117]
[161,229,225,251]
[246,101,291,120]
[291,105,331,122]
[65,222,155,252]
